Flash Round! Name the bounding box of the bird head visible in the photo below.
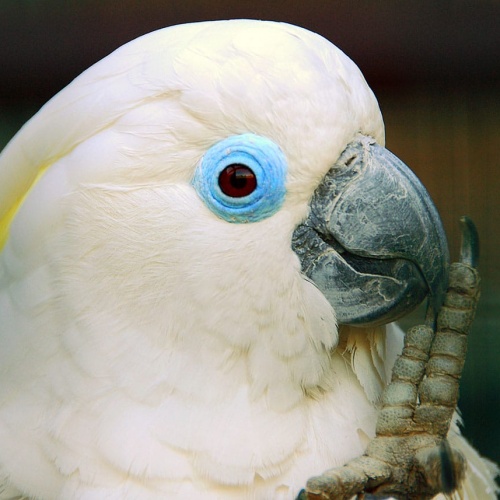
[0,20,448,342]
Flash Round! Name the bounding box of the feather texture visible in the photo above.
[0,19,495,499]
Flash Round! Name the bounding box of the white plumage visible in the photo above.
[0,20,496,499]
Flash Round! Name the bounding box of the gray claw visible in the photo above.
[301,218,481,500]
[459,216,479,268]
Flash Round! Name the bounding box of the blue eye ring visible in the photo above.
[192,134,288,223]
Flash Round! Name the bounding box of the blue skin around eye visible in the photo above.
[192,134,288,223]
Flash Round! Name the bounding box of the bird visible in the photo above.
[0,19,497,499]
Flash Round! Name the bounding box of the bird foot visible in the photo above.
[299,217,480,500]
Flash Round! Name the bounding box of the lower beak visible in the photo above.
[292,134,449,327]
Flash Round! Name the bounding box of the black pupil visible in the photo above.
[230,168,249,189]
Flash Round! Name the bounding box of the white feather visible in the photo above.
[0,19,495,499]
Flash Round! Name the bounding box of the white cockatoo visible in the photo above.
[0,20,497,499]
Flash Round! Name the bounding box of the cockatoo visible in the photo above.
[0,20,496,499]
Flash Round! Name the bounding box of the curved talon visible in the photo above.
[438,440,465,494]
[459,216,479,268]
[415,440,466,495]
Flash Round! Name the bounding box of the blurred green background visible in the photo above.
[1,0,499,466]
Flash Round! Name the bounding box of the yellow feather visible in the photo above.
[0,164,50,250]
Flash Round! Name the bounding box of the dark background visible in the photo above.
[1,0,499,465]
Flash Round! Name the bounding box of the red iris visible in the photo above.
[218,164,257,198]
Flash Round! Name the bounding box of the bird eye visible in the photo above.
[218,164,257,198]
[192,134,287,223]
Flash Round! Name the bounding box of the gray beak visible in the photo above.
[292,135,449,327]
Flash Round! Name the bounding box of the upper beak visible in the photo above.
[292,134,449,327]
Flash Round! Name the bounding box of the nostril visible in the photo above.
[345,155,357,167]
